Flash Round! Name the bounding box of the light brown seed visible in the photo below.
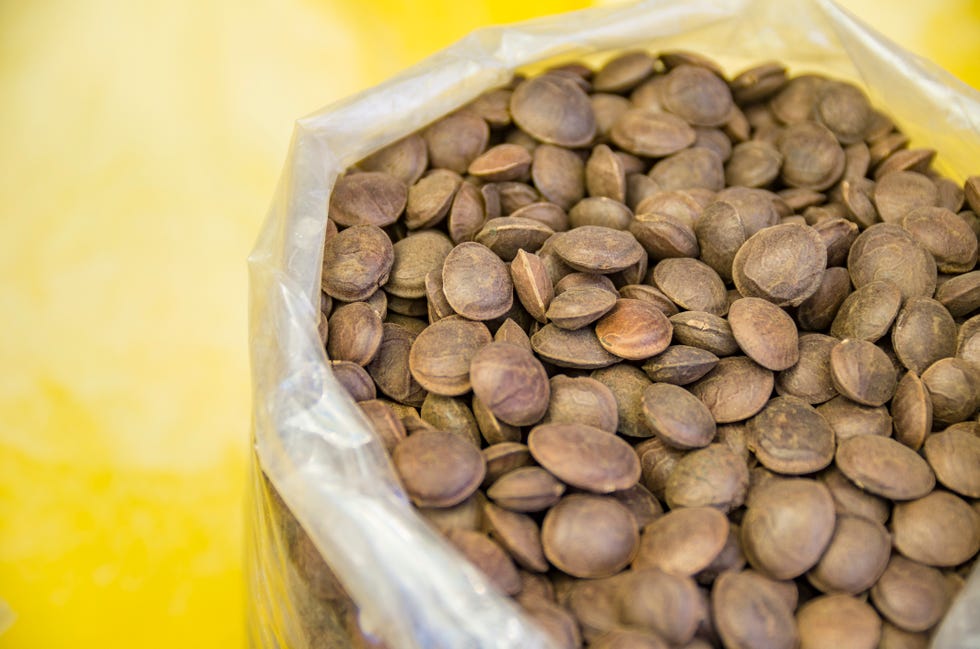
[591,364,656,438]
[633,506,729,576]
[392,430,486,507]
[552,225,645,274]
[468,143,533,182]
[593,50,656,93]
[936,270,980,317]
[653,258,728,316]
[829,339,897,407]
[807,514,890,595]
[778,121,845,191]
[541,375,619,433]
[725,140,783,188]
[642,345,719,386]
[405,169,463,229]
[829,280,902,343]
[732,223,827,307]
[329,171,407,227]
[662,64,734,127]
[616,568,702,645]
[747,396,835,475]
[689,356,775,423]
[815,81,873,144]
[774,333,838,404]
[545,287,617,330]
[528,422,641,493]
[386,229,454,298]
[330,360,377,402]
[445,529,521,596]
[441,241,513,320]
[871,555,950,632]
[665,443,749,512]
[902,205,978,273]
[486,466,565,512]
[847,223,937,300]
[421,393,481,447]
[569,196,632,230]
[641,382,716,449]
[728,297,800,371]
[483,501,548,573]
[510,74,596,148]
[423,110,489,174]
[531,323,620,369]
[923,428,980,498]
[326,301,384,366]
[357,133,428,185]
[610,108,696,157]
[921,357,980,424]
[874,171,939,223]
[469,341,549,427]
[407,316,491,396]
[891,490,980,567]
[365,323,427,406]
[321,224,394,302]
[891,297,957,375]
[835,435,935,500]
[541,494,638,578]
[531,144,585,211]
[890,371,932,450]
[712,570,798,649]
[358,399,407,453]
[796,595,882,649]
[595,298,673,360]
[648,147,725,192]
[586,144,627,203]
[474,216,554,261]
[510,249,553,323]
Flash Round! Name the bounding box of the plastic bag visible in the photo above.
[246,0,980,647]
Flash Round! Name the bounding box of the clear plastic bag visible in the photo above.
[246,1,980,647]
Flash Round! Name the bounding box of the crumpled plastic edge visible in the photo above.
[247,1,980,647]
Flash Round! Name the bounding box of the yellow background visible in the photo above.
[0,1,977,647]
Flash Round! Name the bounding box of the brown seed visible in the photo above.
[545,286,618,330]
[740,477,835,579]
[636,190,703,228]
[482,442,532,487]
[611,483,663,530]
[441,241,513,321]
[775,333,838,404]
[610,108,696,157]
[796,594,882,649]
[641,382,716,449]
[840,177,879,228]
[618,283,680,316]
[829,339,897,407]
[921,357,980,424]
[835,435,935,500]
[818,465,890,524]
[474,216,554,261]
[563,573,626,641]
[891,297,957,375]
[386,229,454,298]
[634,506,729,576]
[797,267,852,333]
[531,323,620,369]
[874,171,939,224]
[586,144,627,203]
[392,430,485,507]
[528,422,641,493]
[642,345,719,386]
[923,428,980,497]
[531,144,585,210]
[487,466,565,512]
[326,301,384,366]
[593,50,656,92]
[725,140,783,188]
[589,629,668,649]
[466,88,512,128]
[829,280,902,343]
[591,364,656,438]
[728,297,800,371]
[445,529,521,596]
[871,555,950,632]
[847,223,937,300]
[421,393,480,447]
[552,225,645,274]
[778,121,845,191]
[652,258,728,316]
[807,514,891,595]
[665,443,750,511]
[636,437,685,499]
[936,270,980,317]
[815,81,873,143]
[669,310,740,356]
[770,74,828,124]
[366,323,427,406]
[689,356,775,423]
[649,147,725,192]
[357,133,428,185]
[523,600,581,649]
[510,249,553,323]
[321,224,394,302]
[747,396,835,475]
[510,201,568,232]
[541,494,638,578]
[569,196,632,231]
[732,223,827,306]
[423,110,489,174]
[408,316,491,396]
[595,298,673,361]
[903,205,978,273]
[892,490,979,568]
[878,623,929,649]
[694,200,746,282]
[617,568,702,645]
[469,341,549,427]
[329,171,407,227]
[405,169,463,229]
[358,399,407,453]
[467,143,532,182]
[890,371,933,450]
[330,360,377,402]
[483,501,548,573]
[541,375,619,433]
[418,493,485,535]
[662,64,734,127]
[510,74,596,148]
[712,570,798,649]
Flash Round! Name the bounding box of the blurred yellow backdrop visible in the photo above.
[0,1,977,647]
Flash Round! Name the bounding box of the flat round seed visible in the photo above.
[616,568,702,645]
[829,339,897,407]
[891,371,932,450]
[357,133,428,185]
[445,529,521,596]
[829,280,902,343]
[586,144,627,203]
[330,360,377,402]
[545,287,617,330]
[528,422,641,493]
[807,514,891,595]
[552,226,645,274]
[936,270,980,317]
[405,169,463,229]
[770,74,828,124]
[441,242,513,320]
[484,501,549,573]
[474,216,554,261]
[847,223,937,300]
[321,224,394,301]
[712,570,798,649]
[326,301,384,365]
[421,393,481,447]
[570,196,632,231]
[662,64,734,127]
[423,110,489,174]
[470,342,550,427]
[818,465,890,525]
[891,297,957,375]
[653,258,728,315]
[891,491,980,567]
[874,171,939,224]
[694,200,746,282]
[796,595,881,649]
[747,396,835,475]
[407,316,491,396]
[392,430,486,507]
[591,364,656,439]
[468,143,533,182]
[510,74,596,148]
[732,223,827,307]
[648,147,725,192]
[689,356,774,423]
[541,375,619,433]
[921,357,980,424]
[595,298,673,360]
[541,494,638,578]
[358,399,407,453]
[664,443,750,511]
[642,345,719,385]
[510,249,553,323]
[902,205,978,273]
[815,81,873,144]
[871,556,950,632]
[774,333,838,404]
[486,466,565,512]
[726,140,783,188]
[611,483,663,530]
[365,323,427,406]
[641,382,716,449]
[610,108,696,157]
[386,230,454,299]
[728,297,799,371]
[778,121,845,191]
[923,428,980,497]
[633,506,729,575]
[482,442,532,487]
[531,324,620,369]
[835,435,935,500]
[329,171,407,227]
[593,50,656,93]
[589,629,668,649]
[532,144,585,210]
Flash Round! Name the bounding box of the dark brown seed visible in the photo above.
[541,494,638,578]
[778,121,845,191]
[510,201,568,232]
[405,169,463,229]
[445,529,521,596]
[819,465,890,524]
[775,333,838,404]
[466,88,512,127]
[541,375,619,433]
[652,258,728,316]
[829,339,898,407]
[871,555,950,632]
[891,371,932,450]
[902,205,978,273]
[441,241,513,320]
[728,297,799,371]
[840,177,879,228]
[595,298,673,360]
[321,224,394,301]
[470,342,549,427]
[616,568,702,645]
[408,316,491,396]
[796,595,881,649]
[665,443,750,511]
[630,211,699,260]
[528,422,641,493]
[487,466,565,512]
[817,395,892,442]
[482,442,532,487]
[662,64,734,127]
[545,287,618,330]
[610,108,696,157]
[725,140,783,188]
[891,491,980,567]
[815,81,873,144]
[921,357,980,424]
[357,133,428,185]
[386,229,454,298]
[747,396,835,475]
[421,393,481,447]
[807,514,890,595]
[891,297,957,375]
[474,216,554,261]
[847,223,937,300]
[649,147,725,192]
[392,430,485,507]
[532,144,585,210]
[740,477,835,579]
[829,280,902,343]
[694,200,746,282]
[531,323,620,369]
[366,323,427,406]
[770,74,828,124]
[483,501,548,573]
[642,345,719,385]
[510,249,553,323]
[712,570,798,649]
[510,74,596,148]
[330,360,377,402]
[641,382,716,449]
[689,356,775,423]
[329,171,407,227]
[591,363,656,438]
[423,111,489,174]
[732,223,827,306]
[923,428,980,498]
[797,266,852,332]
[326,301,384,365]
[634,506,729,575]
[359,399,407,453]
[936,270,980,317]
[552,225,645,274]
[670,310,740,356]
[618,283,679,316]
[874,171,939,223]
[835,435,935,500]
[589,629,668,649]
[611,483,663,530]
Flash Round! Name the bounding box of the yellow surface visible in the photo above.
[0,1,976,648]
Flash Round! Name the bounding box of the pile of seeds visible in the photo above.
[306,49,980,649]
